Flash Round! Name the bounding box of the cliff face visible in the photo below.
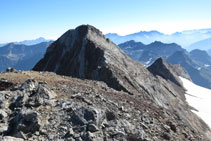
[30,25,211,140]
[147,57,191,88]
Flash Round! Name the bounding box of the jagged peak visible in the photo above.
[148,57,184,87]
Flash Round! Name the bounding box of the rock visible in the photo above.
[6,110,41,137]
[0,125,8,133]
[18,79,38,92]
[0,109,8,120]
[106,111,116,121]
[167,121,177,133]
[71,107,103,126]
[2,136,24,141]
[63,128,74,139]
[87,124,99,132]
[25,86,56,107]
[18,79,56,100]
[147,58,184,87]
[0,93,5,108]
[6,67,17,73]
[0,79,14,91]
[9,79,56,109]
[81,131,94,141]
[161,133,171,140]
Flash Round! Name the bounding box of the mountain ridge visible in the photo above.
[0,41,52,71]
[106,28,211,47]
[0,37,53,47]
[119,40,185,65]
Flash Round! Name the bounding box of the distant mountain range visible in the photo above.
[106,28,211,50]
[0,37,52,47]
[189,49,211,65]
[187,38,211,52]
[119,40,211,89]
[119,40,185,65]
[0,41,52,71]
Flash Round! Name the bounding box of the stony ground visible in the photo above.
[0,71,210,141]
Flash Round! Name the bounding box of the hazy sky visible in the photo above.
[1,0,211,43]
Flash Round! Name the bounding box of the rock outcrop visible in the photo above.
[0,78,14,91]
[147,57,190,87]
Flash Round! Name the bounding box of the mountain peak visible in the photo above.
[57,24,110,49]
[148,57,184,87]
[33,25,133,92]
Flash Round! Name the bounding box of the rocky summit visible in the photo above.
[0,25,210,140]
[147,58,191,88]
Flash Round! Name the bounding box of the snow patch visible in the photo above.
[204,64,210,67]
[145,58,152,65]
[124,46,132,49]
[180,77,211,128]
[197,67,201,70]
[144,35,150,39]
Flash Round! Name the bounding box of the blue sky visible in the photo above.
[1,0,211,43]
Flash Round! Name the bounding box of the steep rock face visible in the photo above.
[147,58,188,87]
[33,25,211,139]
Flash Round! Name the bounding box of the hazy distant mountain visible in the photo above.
[106,28,211,48]
[189,49,211,66]
[119,40,185,65]
[208,49,211,56]
[16,37,52,45]
[106,30,164,45]
[0,43,7,47]
[106,31,165,45]
[0,41,52,71]
[187,38,211,51]
[0,37,52,47]
[167,51,211,89]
